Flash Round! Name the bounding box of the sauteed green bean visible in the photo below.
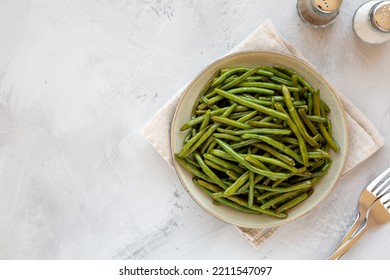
[175,65,339,219]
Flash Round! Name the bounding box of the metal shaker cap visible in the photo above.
[370,1,390,33]
[312,0,343,14]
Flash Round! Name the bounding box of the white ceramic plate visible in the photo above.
[171,50,349,228]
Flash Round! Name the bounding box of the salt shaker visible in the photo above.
[353,1,390,44]
[297,0,343,28]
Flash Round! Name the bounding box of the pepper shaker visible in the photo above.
[297,0,343,28]
[353,1,390,44]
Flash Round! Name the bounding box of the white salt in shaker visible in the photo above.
[353,1,390,44]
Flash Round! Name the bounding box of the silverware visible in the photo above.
[328,191,390,259]
[331,167,390,253]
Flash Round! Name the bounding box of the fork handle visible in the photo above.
[332,213,364,252]
[328,224,368,260]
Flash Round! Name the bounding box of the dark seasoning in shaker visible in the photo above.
[297,0,343,28]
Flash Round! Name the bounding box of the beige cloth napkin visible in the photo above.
[140,19,385,248]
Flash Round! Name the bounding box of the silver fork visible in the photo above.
[332,167,390,252]
[328,191,390,259]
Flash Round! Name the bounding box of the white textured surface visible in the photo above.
[0,0,389,260]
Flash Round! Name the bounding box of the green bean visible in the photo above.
[180,107,226,131]
[206,95,224,106]
[255,179,313,193]
[214,139,291,180]
[274,136,299,146]
[245,75,271,82]
[291,74,300,100]
[258,96,287,102]
[247,154,298,172]
[292,100,307,107]
[183,157,200,168]
[229,111,253,120]
[275,191,311,213]
[174,155,213,183]
[195,178,221,193]
[252,143,296,166]
[214,88,289,121]
[176,127,208,157]
[237,173,265,193]
[206,139,218,154]
[227,87,275,96]
[270,76,293,86]
[221,67,274,77]
[216,127,291,136]
[273,65,315,94]
[307,149,330,159]
[256,191,277,202]
[248,170,255,207]
[211,67,247,88]
[185,106,251,130]
[240,95,273,106]
[322,100,330,113]
[223,75,238,85]
[210,149,235,161]
[248,120,284,128]
[213,133,242,142]
[246,128,292,136]
[307,92,313,115]
[246,115,263,122]
[194,179,260,214]
[211,116,253,129]
[220,67,262,90]
[274,102,309,166]
[199,109,211,131]
[230,139,260,149]
[205,159,226,172]
[307,115,328,123]
[197,95,219,110]
[180,104,237,157]
[271,178,285,188]
[203,153,245,174]
[313,90,340,152]
[281,85,318,148]
[219,193,286,218]
[223,171,249,197]
[235,81,300,92]
[193,151,228,190]
[261,66,292,81]
[190,70,221,116]
[226,170,240,181]
[244,154,270,171]
[236,110,258,123]
[297,108,321,138]
[183,129,193,143]
[199,135,214,155]
[211,67,273,88]
[260,189,307,210]
[241,134,303,164]
[210,193,261,214]
[248,203,287,218]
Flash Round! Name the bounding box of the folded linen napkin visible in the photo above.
[140,19,385,248]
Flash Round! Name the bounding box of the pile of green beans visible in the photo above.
[175,65,340,219]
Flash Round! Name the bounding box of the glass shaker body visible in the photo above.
[353,1,390,44]
[297,0,343,28]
